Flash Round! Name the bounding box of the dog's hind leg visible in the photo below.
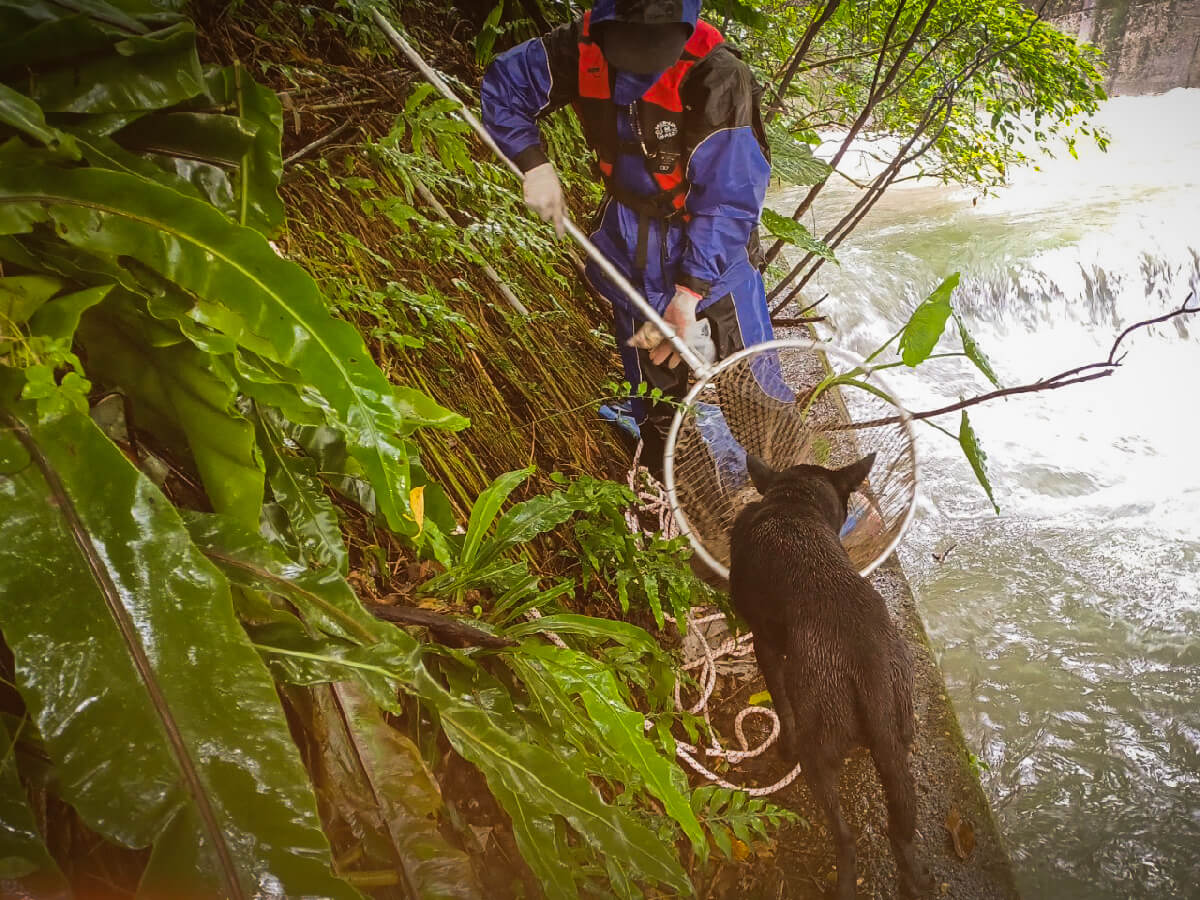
[869,734,931,898]
[891,639,916,747]
[752,634,800,758]
[804,756,856,899]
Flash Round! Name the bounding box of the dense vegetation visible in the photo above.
[0,0,1104,897]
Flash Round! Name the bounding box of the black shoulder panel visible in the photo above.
[539,17,584,116]
[679,44,755,150]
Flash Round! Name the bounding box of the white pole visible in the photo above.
[371,10,709,375]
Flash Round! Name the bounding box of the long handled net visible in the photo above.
[373,15,919,576]
[664,339,918,578]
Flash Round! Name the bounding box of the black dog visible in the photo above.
[729,454,930,899]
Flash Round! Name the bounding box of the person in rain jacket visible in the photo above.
[482,0,773,476]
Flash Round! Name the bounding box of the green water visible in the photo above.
[776,89,1200,898]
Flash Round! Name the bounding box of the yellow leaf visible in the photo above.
[408,485,425,535]
[731,838,750,861]
[748,691,772,706]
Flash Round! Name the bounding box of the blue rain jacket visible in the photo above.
[481,1,772,331]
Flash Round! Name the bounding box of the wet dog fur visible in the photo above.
[729,454,931,898]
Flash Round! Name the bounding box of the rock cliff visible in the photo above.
[1036,0,1200,94]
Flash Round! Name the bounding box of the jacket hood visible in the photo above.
[590,0,701,30]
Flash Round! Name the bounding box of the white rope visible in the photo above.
[526,439,801,795]
[626,442,804,797]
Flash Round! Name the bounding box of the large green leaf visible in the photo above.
[306,683,484,900]
[26,283,112,341]
[25,20,205,115]
[899,272,961,366]
[0,6,122,70]
[460,466,535,567]
[485,778,580,898]
[478,488,595,570]
[204,64,286,235]
[760,208,836,262]
[504,613,662,653]
[0,83,79,159]
[0,717,70,899]
[116,111,255,165]
[0,232,136,290]
[185,511,399,648]
[766,122,832,186]
[435,677,691,898]
[68,127,228,209]
[255,405,349,574]
[0,165,467,532]
[0,275,63,327]
[954,311,1001,388]
[0,403,358,899]
[513,642,705,856]
[958,409,999,513]
[201,517,692,898]
[249,620,422,715]
[263,638,693,898]
[77,297,265,528]
[0,0,149,37]
[277,417,378,515]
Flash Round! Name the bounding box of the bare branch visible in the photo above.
[762,0,940,268]
[793,46,886,74]
[838,296,1199,430]
[870,0,911,97]
[766,0,1053,294]
[283,121,355,166]
[770,6,1044,308]
[765,0,846,124]
[800,292,831,315]
[368,601,516,649]
[772,315,827,326]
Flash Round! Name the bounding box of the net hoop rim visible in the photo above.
[662,337,920,581]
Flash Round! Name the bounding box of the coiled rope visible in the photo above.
[624,445,803,797]
[528,443,801,795]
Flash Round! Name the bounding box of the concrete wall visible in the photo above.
[1034,0,1200,95]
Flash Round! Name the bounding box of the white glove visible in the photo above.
[627,286,715,369]
[522,162,565,237]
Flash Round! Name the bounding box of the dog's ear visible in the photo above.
[832,453,875,498]
[747,454,777,495]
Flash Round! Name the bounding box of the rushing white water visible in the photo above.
[774,88,1200,899]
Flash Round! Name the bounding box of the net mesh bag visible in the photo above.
[665,339,918,579]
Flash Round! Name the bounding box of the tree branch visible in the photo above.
[283,121,355,166]
[838,296,1199,429]
[766,0,1054,295]
[762,0,940,268]
[764,0,845,124]
[769,2,1051,311]
[367,601,516,649]
[794,46,887,74]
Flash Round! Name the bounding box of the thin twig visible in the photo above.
[839,295,1198,429]
[800,292,831,315]
[307,97,386,112]
[763,0,940,268]
[772,315,827,326]
[284,121,355,166]
[763,0,846,124]
[367,601,516,649]
[412,179,529,314]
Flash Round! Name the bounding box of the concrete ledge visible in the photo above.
[702,554,1019,898]
[696,332,1018,897]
